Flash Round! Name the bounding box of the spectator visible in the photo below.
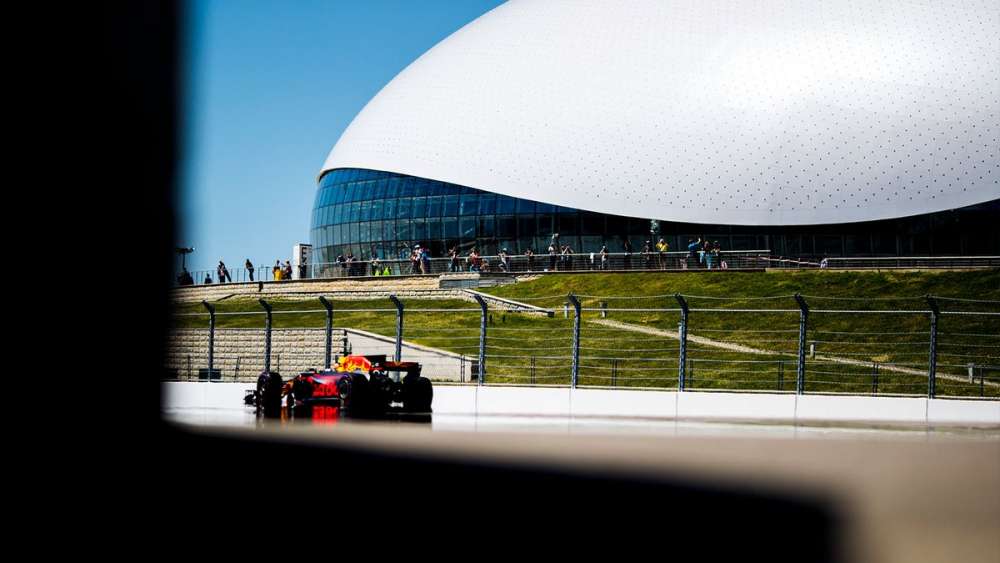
[382,264,392,276]
[525,248,535,272]
[336,254,346,276]
[701,239,712,267]
[623,238,633,270]
[284,260,292,280]
[217,261,231,283]
[589,251,596,270]
[562,245,575,270]
[421,246,431,274]
[410,245,421,274]
[468,248,482,272]
[686,238,701,270]
[498,248,510,272]
[345,252,355,277]
[449,247,460,273]
[551,232,560,251]
[600,245,608,270]
[820,257,829,269]
[641,241,653,269]
[548,244,558,271]
[245,259,255,282]
[273,260,282,281]
[370,257,381,276]
[656,238,669,269]
[481,258,491,273]
[204,273,213,284]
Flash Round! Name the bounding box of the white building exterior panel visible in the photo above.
[323,0,1000,225]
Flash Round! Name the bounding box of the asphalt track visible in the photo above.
[163,404,1000,442]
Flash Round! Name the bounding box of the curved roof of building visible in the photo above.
[322,0,999,226]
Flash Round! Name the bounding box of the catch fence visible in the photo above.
[166,293,1000,399]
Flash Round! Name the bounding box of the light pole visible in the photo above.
[176,247,194,270]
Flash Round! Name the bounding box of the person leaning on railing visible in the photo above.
[685,238,701,269]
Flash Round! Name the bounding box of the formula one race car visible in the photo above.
[246,354,433,418]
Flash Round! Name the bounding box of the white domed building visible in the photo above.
[311,0,999,266]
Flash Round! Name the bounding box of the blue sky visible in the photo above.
[179,0,505,274]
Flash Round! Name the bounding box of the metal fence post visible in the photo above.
[259,298,272,374]
[472,294,488,386]
[202,300,215,380]
[568,294,582,388]
[925,295,939,399]
[319,296,333,369]
[675,294,689,391]
[389,295,404,362]
[794,293,809,394]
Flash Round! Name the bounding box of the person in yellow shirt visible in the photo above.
[655,238,669,269]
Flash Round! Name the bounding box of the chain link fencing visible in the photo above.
[166,293,1000,399]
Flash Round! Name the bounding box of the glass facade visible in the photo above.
[310,168,1000,265]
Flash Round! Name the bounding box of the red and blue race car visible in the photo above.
[248,354,433,417]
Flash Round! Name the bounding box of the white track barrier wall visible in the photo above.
[163,383,1000,426]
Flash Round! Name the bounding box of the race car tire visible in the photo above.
[345,373,370,415]
[404,376,433,413]
[336,376,352,407]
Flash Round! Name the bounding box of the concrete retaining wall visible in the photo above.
[165,328,338,380]
[163,383,1000,425]
[171,276,445,302]
[464,289,554,316]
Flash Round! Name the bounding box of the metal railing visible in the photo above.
[179,263,300,286]
[176,253,1000,286]
[177,250,770,285]
[764,255,1000,270]
[308,249,771,278]
[166,292,1000,400]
